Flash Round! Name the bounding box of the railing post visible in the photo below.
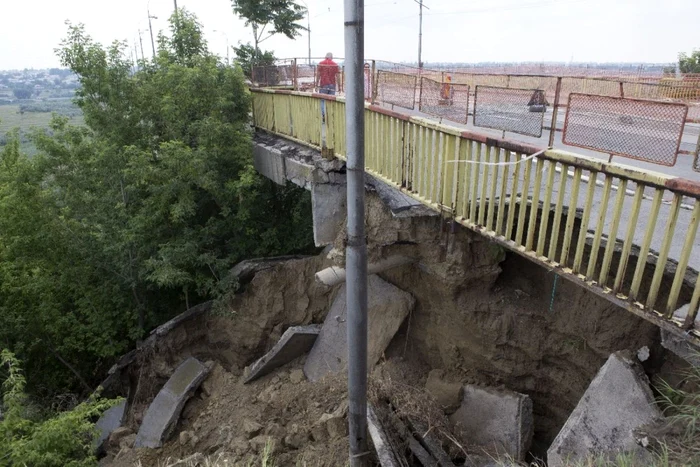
[619,81,625,97]
[549,77,562,147]
[292,58,298,90]
[418,76,424,112]
[371,59,376,103]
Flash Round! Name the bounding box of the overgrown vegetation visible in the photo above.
[0,9,314,402]
[0,350,118,467]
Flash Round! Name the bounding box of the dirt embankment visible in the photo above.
[104,190,673,465]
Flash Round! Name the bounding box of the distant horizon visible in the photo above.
[0,60,679,74]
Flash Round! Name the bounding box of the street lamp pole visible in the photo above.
[299,0,311,65]
[307,9,311,65]
[213,30,231,65]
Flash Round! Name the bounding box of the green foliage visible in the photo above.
[12,88,32,100]
[231,0,306,52]
[234,42,276,78]
[0,9,314,398]
[679,49,700,74]
[0,350,118,467]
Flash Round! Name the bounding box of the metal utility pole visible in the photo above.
[299,0,312,65]
[344,0,368,464]
[148,9,157,59]
[138,30,145,62]
[413,0,429,71]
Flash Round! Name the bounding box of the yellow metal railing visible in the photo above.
[251,88,700,342]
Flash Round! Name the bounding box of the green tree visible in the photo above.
[231,0,305,53]
[234,42,276,78]
[679,49,700,74]
[0,9,314,398]
[12,88,32,100]
[0,350,117,467]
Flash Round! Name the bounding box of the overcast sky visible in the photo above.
[1,0,697,70]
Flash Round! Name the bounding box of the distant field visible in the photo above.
[0,103,84,134]
[0,102,84,154]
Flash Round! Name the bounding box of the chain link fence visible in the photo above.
[563,94,688,166]
[295,64,316,91]
[473,85,546,137]
[251,65,295,87]
[251,59,700,171]
[376,70,417,110]
[419,77,469,124]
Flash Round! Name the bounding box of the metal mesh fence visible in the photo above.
[563,93,688,166]
[376,70,417,109]
[251,65,294,87]
[473,85,546,137]
[295,64,316,91]
[419,77,469,124]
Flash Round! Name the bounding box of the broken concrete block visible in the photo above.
[245,325,321,383]
[661,329,700,367]
[367,405,400,467]
[449,385,533,461]
[286,158,314,189]
[94,399,126,452]
[252,144,286,186]
[547,352,662,467]
[425,369,463,414]
[134,357,210,448]
[312,183,347,247]
[304,275,414,382]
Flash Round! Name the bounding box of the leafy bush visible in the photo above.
[0,350,118,467]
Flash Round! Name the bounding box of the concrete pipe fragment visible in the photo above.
[314,256,416,287]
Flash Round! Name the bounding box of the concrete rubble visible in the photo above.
[244,325,321,383]
[311,183,346,246]
[304,274,415,382]
[94,399,126,453]
[547,351,662,467]
[449,384,533,461]
[134,357,210,448]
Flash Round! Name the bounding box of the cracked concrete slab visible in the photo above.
[134,357,210,448]
[244,325,321,383]
[547,351,662,467]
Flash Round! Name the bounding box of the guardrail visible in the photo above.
[251,88,700,343]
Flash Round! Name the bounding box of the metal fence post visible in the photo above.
[293,58,298,90]
[371,60,376,103]
[619,81,625,97]
[549,77,563,147]
[344,0,368,465]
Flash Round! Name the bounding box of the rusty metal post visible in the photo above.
[418,76,424,111]
[619,81,625,97]
[293,58,298,90]
[549,77,562,147]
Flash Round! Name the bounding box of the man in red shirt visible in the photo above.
[317,52,340,95]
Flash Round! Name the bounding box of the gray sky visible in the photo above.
[1,0,697,70]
